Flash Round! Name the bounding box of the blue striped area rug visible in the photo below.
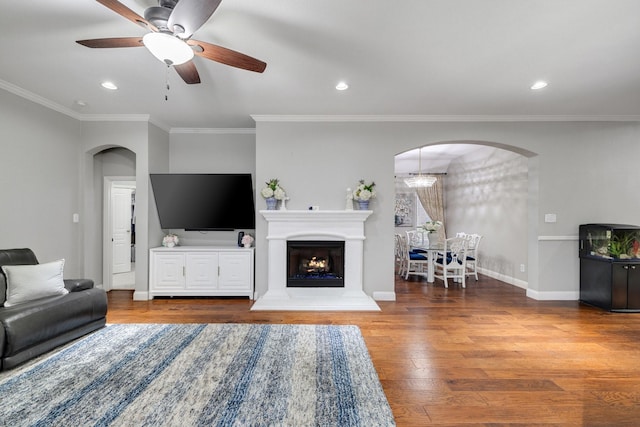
[0,324,395,426]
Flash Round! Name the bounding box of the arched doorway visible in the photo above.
[93,147,137,291]
[395,140,537,290]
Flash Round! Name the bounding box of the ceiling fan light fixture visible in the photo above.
[143,32,194,65]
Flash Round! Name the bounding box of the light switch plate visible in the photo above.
[544,213,557,223]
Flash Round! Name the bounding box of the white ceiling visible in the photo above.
[2,0,640,132]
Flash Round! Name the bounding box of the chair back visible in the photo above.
[446,237,468,266]
[405,230,422,248]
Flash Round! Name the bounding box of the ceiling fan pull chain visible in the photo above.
[165,64,170,101]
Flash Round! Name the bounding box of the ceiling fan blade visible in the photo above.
[168,0,222,39]
[76,37,144,48]
[96,0,157,31]
[188,39,266,73]
[174,61,201,84]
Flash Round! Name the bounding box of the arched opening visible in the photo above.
[394,140,537,290]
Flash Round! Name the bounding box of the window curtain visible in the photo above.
[416,176,446,243]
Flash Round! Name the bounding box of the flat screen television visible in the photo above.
[150,173,255,231]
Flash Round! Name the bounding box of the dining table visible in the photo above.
[410,240,444,283]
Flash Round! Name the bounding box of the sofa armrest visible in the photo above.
[64,279,94,292]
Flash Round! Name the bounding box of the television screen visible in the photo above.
[150,173,256,230]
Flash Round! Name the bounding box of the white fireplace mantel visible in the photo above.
[250,210,380,311]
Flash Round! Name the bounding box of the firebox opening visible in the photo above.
[287,240,345,287]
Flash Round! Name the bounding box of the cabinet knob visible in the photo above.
[632,266,637,270]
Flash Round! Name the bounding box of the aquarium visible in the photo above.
[579,223,640,261]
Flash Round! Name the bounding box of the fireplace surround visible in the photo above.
[251,210,380,311]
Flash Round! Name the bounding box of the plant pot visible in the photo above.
[357,200,370,210]
[265,197,277,210]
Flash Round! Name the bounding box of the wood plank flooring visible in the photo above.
[106,274,640,426]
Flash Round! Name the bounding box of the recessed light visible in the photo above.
[336,81,349,91]
[531,81,548,90]
[101,81,118,90]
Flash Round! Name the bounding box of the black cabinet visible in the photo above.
[579,224,640,312]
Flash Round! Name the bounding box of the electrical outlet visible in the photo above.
[520,264,526,273]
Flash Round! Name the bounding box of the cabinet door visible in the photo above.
[219,252,251,290]
[612,264,628,309]
[185,253,219,289]
[627,264,640,309]
[153,253,185,289]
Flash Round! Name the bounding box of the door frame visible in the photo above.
[103,176,136,291]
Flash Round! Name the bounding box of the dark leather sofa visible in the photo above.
[0,248,107,370]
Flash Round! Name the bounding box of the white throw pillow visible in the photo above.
[2,259,68,307]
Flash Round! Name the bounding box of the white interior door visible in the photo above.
[112,187,133,274]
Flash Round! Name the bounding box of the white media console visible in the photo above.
[149,246,254,299]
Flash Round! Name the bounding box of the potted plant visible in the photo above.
[261,178,286,210]
[352,179,376,210]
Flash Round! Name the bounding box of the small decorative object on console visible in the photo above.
[241,234,255,248]
[345,187,353,210]
[162,233,179,248]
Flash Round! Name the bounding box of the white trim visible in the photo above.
[103,176,136,292]
[0,79,81,119]
[373,291,396,301]
[538,235,578,241]
[478,267,528,289]
[526,289,579,301]
[251,114,640,123]
[133,291,149,301]
[170,128,256,134]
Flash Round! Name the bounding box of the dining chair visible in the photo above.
[405,230,424,249]
[465,234,483,281]
[394,233,405,276]
[433,236,468,288]
[400,234,429,280]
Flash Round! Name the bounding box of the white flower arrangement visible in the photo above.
[261,178,287,200]
[162,233,179,247]
[241,234,254,247]
[352,179,376,201]
[422,220,443,233]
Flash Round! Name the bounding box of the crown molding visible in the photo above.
[251,114,640,123]
[170,128,256,134]
[0,79,81,120]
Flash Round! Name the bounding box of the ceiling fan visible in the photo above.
[76,0,266,84]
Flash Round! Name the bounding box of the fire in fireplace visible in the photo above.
[286,240,345,287]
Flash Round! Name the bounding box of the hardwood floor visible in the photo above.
[106,275,640,426]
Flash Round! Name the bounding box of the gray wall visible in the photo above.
[0,90,83,277]
[445,146,528,286]
[167,131,256,246]
[254,119,640,301]
[3,84,640,302]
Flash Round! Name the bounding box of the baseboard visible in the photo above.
[526,289,579,301]
[133,291,149,301]
[478,267,528,289]
[373,291,396,301]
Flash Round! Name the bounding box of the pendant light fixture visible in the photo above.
[404,147,437,188]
